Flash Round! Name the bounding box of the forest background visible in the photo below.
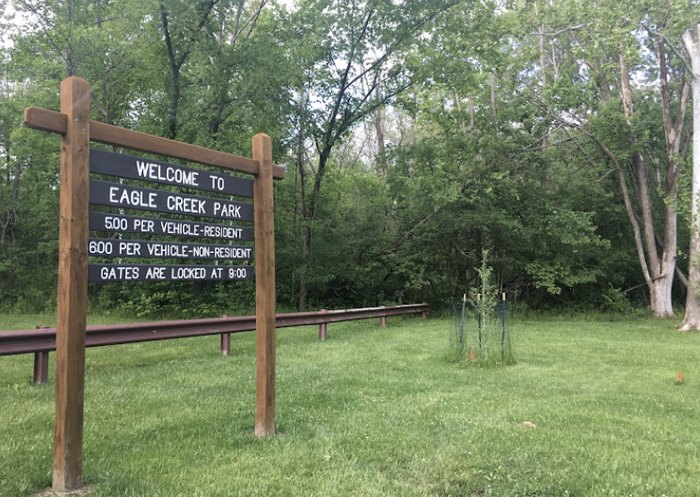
[1,0,699,319]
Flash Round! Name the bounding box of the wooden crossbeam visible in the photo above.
[23,107,285,179]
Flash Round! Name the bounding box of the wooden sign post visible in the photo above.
[253,134,276,437]
[53,76,90,491]
[24,76,282,492]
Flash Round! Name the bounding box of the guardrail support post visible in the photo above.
[380,316,387,328]
[319,309,328,341]
[220,333,231,356]
[33,351,49,385]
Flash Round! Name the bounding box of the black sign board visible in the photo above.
[90,149,254,197]
[89,212,254,241]
[88,238,252,260]
[88,263,254,282]
[90,180,253,221]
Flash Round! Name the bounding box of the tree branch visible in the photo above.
[530,24,587,37]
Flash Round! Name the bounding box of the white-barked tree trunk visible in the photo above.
[681,24,700,331]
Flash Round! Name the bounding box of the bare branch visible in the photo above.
[644,25,693,75]
[231,0,269,44]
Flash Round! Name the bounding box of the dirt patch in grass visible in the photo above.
[30,485,94,497]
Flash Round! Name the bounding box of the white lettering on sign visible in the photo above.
[192,245,212,258]
[210,175,224,191]
[169,266,207,280]
[147,243,189,258]
[160,220,201,236]
[213,201,241,218]
[135,160,200,187]
[202,225,242,238]
[133,218,155,233]
[213,246,252,259]
[210,267,223,278]
[118,241,141,256]
[104,216,127,231]
[228,267,248,279]
[100,266,140,280]
[89,239,113,255]
[108,186,157,208]
[166,195,206,214]
[145,266,166,280]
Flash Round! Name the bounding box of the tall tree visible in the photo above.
[0,0,152,310]
[158,0,220,139]
[287,0,457,309]
[516,0,696,316]
[680,24,700,330]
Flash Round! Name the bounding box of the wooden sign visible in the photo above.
[23,76,280,493]
[88,237,252,259]
[89,179,254,220]
[88,263,253,282]
[89,212,254,240]
[89,149,255,287]
[90,149,254,197]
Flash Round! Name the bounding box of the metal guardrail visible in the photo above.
[0,303,429,384]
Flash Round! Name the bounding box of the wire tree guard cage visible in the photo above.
[452,292,513,367]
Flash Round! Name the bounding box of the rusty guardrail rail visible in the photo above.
[0,303,429,384]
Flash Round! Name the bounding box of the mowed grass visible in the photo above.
[1,314,699,497]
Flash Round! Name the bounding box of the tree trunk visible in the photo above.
[64,0,75,76]
[538,22,549,148]
[159,0,218,140]
[618,50,683,318]
[651,261,675,317]
[654,37,688,318]
[489,73,497,125]
[298,225,311,311]
[681,25,700,330]
[296,90,310,311]
[297,149,330,310]
[374,105,386,174]
[160,1,181,140]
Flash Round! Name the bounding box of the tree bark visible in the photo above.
[297,148,309,312]
[299,225,311,311]
[160,0,182,140]
[681,24,700,330]
[655,37,689,317]
[539,22,549,148]
[374,105,386,173]
[65,0,75,76]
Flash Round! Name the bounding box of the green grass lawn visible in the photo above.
[1,314,699,497]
